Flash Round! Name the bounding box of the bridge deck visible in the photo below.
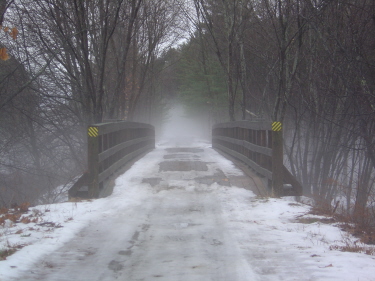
[12,139,328,281]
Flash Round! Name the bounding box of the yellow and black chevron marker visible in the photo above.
[88,127,99,137]
[272,122,282,131]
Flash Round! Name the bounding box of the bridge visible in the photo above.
[69,120,302,200]
[12,120,311,281]
[9,120,372,281]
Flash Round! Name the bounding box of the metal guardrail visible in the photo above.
[212,121,302,197]
[69,121,155,199]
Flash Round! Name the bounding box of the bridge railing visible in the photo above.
[69,121,155,199]
[212,121,302,197]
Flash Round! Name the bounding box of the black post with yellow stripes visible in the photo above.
[87,126,99,198]
[271,122,283,197]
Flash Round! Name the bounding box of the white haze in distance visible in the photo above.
[160,104,208,143]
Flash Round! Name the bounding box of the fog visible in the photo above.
[159,104,209,144]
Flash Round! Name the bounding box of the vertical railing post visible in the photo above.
[272,122,283,197]
[87,126,100,198]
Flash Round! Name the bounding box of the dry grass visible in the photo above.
[0,248,17,260]
[307,197,375,254]
[0,202,62,260]
[329,244,375,255]
[0,202,36,226]
[338,222,375,245]
[0,240,28,260]
[296,216,335,224]
[329,235,375,256]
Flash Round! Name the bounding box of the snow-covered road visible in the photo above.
[2,139,375,280]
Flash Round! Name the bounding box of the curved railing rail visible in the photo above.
[212,121,302,196]
[69,121,155,199]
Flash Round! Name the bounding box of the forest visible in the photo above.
[0,0,374,228]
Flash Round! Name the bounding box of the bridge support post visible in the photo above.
[88,126,100,198]
[272,122,283,197]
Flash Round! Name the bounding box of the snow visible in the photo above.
[1,139,375,280]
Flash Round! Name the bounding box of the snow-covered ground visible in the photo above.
[1,139,375,281]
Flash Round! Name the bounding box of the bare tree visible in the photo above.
[193,0,254,121]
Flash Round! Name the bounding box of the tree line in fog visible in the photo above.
[178,0,375,225]
[0,0,184,206]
